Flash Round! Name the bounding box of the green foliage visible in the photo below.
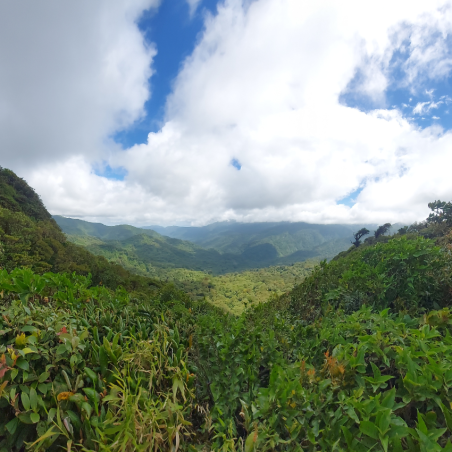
[0,168,51,222]
[0,169,162,295]
[53,216,162,241]
[158,263,316,314]
[4,169,452,450]
[64,228,324,278]
[0,207,161,295]
[398,226,409,235]
[289,235,452,322]
[151,221,365,260]
[192,297,452,450]
[375,223,392,239]
[57,216,358,274]
[352,228,370,247]
[4,261,452,450]
[0,268,200,451]
[428,201,452,226]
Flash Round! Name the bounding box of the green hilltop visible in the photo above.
[148,220,375,257]
[0,168,161,293]
[53,215,161,241]
[0,167,51,221]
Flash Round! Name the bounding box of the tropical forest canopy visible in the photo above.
[1,167,452,450]
[53,215,383,314]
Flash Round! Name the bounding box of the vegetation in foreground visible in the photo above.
[2,167,452,450]
[2,228,452,451]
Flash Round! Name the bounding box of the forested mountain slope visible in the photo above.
[0,168,160,293]
[54,217,268,274]
[0,167,51,221]
[53,215,161,241]
[55,216,379,274]
[147,220,378,256]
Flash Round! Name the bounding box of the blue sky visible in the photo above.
[98,0,221,181]
[337,27,452,207]
[341,66,452,132]
[113,0,220,148]
[113,0,452,146]
[338,65,452,207]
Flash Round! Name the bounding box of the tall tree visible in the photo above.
[352,228,369,247]
[398,226,408,235]
[374,223,392,239]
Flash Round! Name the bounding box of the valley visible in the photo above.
[53,215,369,274]
[53,216,368,312]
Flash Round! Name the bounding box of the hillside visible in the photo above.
[54,218,322,312]
[55,216,380,275]
[53,215,161,241]
[0,167,51,221]
[2,177,452,450]
[160,262,317,314]
[120,261,314,314]
[147,220,379,257]
[55,217,263,274]
[0,169,161,294]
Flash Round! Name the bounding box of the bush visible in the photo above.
[288,236,452,322]
[0,269,198,451]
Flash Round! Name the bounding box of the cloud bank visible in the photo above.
[0,0,158,169]
[2,0,452,226]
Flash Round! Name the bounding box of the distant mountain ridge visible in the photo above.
[54,216,386,275]
[144,220,379,257]
[53,215,160,241]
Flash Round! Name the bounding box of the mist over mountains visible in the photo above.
[145,221,379,256]
[54,215,386,274]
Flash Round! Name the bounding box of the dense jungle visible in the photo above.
[1,166,452,451]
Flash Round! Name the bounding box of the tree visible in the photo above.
[427,200,452,226]
[398,226,408,235]
[374,223,392,239]
[352,228,369,247]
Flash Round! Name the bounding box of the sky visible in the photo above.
[1,0,452,226]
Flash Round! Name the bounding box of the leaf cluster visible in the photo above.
[0,268,202,451]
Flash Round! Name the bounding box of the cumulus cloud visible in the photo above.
[0,0,158,170]
[3,0,452,226]
[341,2,452,102]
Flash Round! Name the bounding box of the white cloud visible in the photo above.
[186,0,203,16]
[4,0,452,226]
[412,100,443,114]
[0,0,158,170]
[341,3,452,100]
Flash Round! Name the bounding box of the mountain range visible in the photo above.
[53,215,383,275]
